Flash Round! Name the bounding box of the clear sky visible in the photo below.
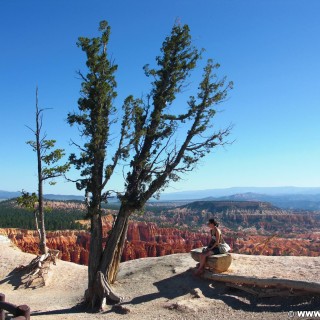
[1,0,320,196]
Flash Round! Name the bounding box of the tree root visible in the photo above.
[85,271,124,311]
[14,249,59,288]
[97,271,123,304]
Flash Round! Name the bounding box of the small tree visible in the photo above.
[17,190,39,237]
[21,88,70,255]
[69,21,232,309]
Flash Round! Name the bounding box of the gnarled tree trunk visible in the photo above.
[101,206,130,284]
[85,212,103,309]
[85,206,129,309]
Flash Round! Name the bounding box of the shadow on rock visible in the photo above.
[122,267,320,314]
[122,268,226,305]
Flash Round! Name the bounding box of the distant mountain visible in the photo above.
[158,187,320,210]
[0,190,84,201]
[166,200,320,233]
[0,190,122,203]
[160,187,320,201]
[182,200,277,212]
[41,194,85,201]
[201,192,320,210]
[0,190,21,199]
[2,186,320,210]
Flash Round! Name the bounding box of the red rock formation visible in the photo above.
[0,222,208,265]
[1,218,319,267]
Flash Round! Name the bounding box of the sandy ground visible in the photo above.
[1,235,320,319]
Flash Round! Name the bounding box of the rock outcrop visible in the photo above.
[0,221,211,265]
[1,207,319,267]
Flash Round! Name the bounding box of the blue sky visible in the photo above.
[1,0,320,196]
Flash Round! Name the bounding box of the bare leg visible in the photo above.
[195,251,212,275]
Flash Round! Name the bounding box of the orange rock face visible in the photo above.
[1,219,318,267]
[122,221,209,261]
[0,222,210,265]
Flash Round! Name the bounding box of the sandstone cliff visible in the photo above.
[0,220,211,265]
[1,217,318,267]
[1,200,319,266]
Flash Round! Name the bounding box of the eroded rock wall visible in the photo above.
[0,220,210,265]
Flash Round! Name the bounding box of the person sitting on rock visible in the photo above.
[194,218,222,275]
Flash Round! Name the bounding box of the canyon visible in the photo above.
[1,200,319,266]
[1,221,319,267]
[0,220,210,265]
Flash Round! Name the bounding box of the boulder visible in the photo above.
[190,247,232,273]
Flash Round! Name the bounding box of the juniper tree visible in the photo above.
[67,21,132,307]
[69,21,232,309]
[101,24,233,287]
[20,88,70,255]
[17,190,39,236]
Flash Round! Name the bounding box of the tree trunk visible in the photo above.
[36,87,47,256]
[85,212,103,309]
[34,210,41,239]
[101,206,130,284]
[37,181,47,255]
[84,206,130,309]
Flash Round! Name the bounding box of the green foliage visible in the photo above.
[68,20,233,216]
[0,200,85,231]
[119,23,233,209]
[144,24,201,106]
[16,190,38,211]
[101,202,121,210]
[68,20,133,213]
[27,137,70,185]
[27,89,70,185]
